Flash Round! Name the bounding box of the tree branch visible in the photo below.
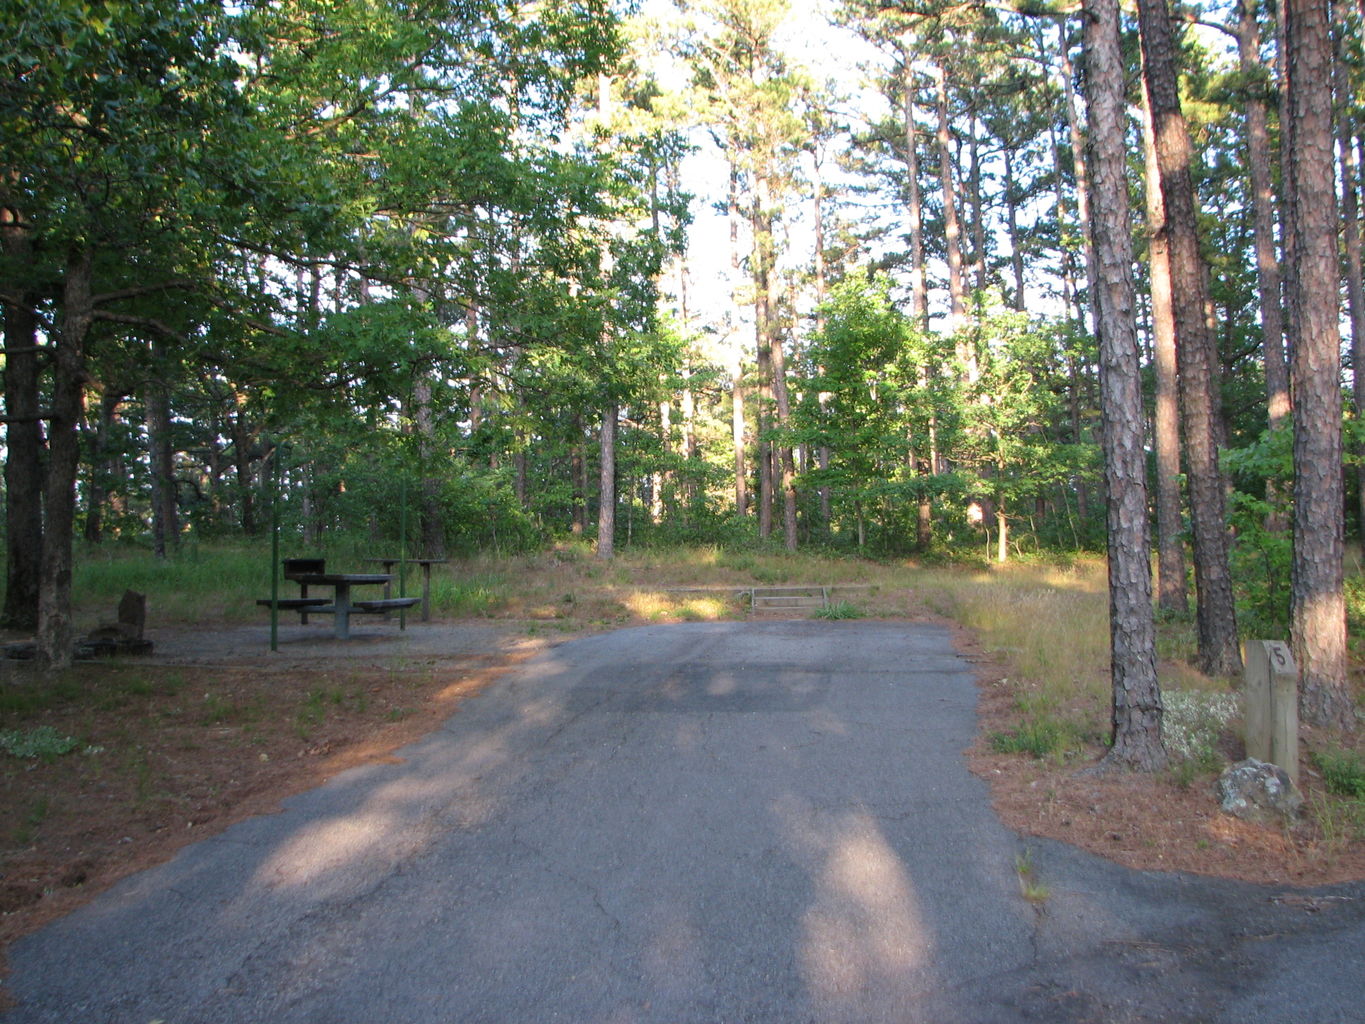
[91,279,195,306]
[0,412,52,424]
[92,310,187,341]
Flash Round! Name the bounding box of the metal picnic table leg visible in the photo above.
[333,582,353,640]
[420,562,433,622]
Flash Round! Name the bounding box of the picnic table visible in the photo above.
[362,557,447,622]
[258,559,419,640]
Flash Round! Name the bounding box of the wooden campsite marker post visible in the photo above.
[1244,640,1298,785]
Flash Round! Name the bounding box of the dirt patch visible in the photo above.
[950,620,1365,887]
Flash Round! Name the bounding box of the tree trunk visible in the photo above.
[654,397,671,524]
[1137,0,1241,677]
[413,374,446,559]
[770,322,798,552]
[230,395,258,537]
[1238,0,1291,432]
[932,61,967,334]
[596,403,617,560]
[1336,27,1365,538]
[37,252,95,670]
[752,178,777,542]
[901,50,929,328]
[968,116,988,295]
[83,387,121,545]
[731,352,747,517]
[728,162,748,518]
[1140,80,1190,616]
[1050,117,1081,327]
[571,416,586,536]
[1058,18,1099,335]
[812,145,833,531]
[1284,0,1353,729]
[1085,0,1165,770]
[753,172,796,551]
[1004,147,1026,311]
[2,286,44,631]
[1,204,44,631]
[145,368,178,559]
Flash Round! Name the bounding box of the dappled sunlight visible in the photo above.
[255,802,409,890]
[255,657,577,892]
[623,591,730,621]
[642,899,707,998]
[775,799,938,1011]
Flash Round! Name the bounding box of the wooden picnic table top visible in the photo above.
[288,572,392,586]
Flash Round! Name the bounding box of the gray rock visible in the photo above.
[1218,757,1303,823]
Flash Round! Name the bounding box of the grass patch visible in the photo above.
[813,600,863,620]
[1314,747,1365,799]
[1014,847,1050,904]
[990,712,1086,763]
[1307,791,1365,855]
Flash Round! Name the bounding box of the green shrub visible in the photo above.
[813,601,862,620]
[1313,747,1365,799]
[0,726,81,760]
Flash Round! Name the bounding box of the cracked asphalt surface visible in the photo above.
[5,620,1363,1023]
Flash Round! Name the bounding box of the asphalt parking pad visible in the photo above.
[5,621,1363,1024]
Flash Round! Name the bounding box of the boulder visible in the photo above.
[1217,758,1303,824]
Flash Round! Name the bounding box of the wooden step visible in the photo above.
[750,586,829,614]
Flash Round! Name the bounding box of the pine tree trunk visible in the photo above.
[230,398,258,537]
[812,147,833,532]
[727,163,748,519]
[145,373,178,559]
[2,283,44,631]
[571,416,586,536]
[1238,0,1291,432]
[1058,19,1099,335]
[596,404,617,560]
[731,352,747,517]
[753,186,776,541]
[1284,0,1353,729]
[932,62,967,333]
[83,387,120,545]
[413,375,446,559]
[901,51,929,328]
[1137,0,1242,677]
[1335,25,1365,539]
[1085,0,1165,770]
[1140,81,1190,616]
[770,325,798,552]
[37,252,95,670]
[969,118,988,295]
[1,204,44,631]
[1004,147,1026,311]
[1050,116,1081,327]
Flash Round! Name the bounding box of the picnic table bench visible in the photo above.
[362,557,447,622]
[258,558,418,639]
